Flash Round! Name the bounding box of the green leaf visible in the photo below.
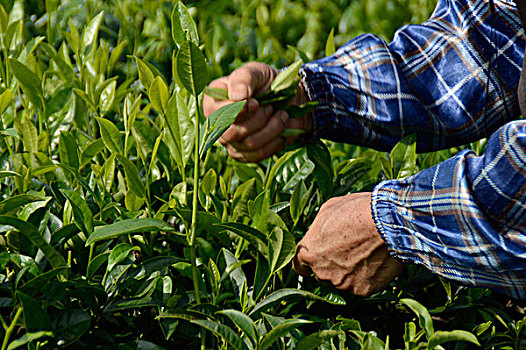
[86,218,173,245]
[59,132,79,170]
[281,128,305,137]
[390,133,417,179]
[217,309,258,347]
[51,309,91,346]
[296,330,343,350]
[16,291,51,332]
[200,100,246,156]
[191,319,247,350]
[270,60,302,93]
[0,216,67,269]
[283,101,318,118]
[290,179,307,224]
[307,141,333,198]
[171,1,199,46]
[21,116,38,154]
[8,58,43,110]
[268,227,296,274]
[149,76,169,114]
[68,19,80,53]
[61,189,94,235]
[0,89,11,114]
[96,117,123,154]
[203,86,229,101]
[0,194,45,215]
[163,94,194,170]
[217,222,268,257]
[116,154,146,199]
[19,266,69,293]
[260,319,312,350]
[135,57,155,90]
[100,80,116,115]
[81,138,105,165]
[427,330,480,349]
[325,28,336,56]
[81,11,104,53]
[250,288,345,317]
[176,40,208,95]
[7,331,53,350]
[87,252,110,280]
[108,243,139,271]
[400,298,434,337]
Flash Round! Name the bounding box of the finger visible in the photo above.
[220,104,273,144]
[231,110,289,152]
[292,244,314,277]
[226,137,285,163]
[228,62,277,101]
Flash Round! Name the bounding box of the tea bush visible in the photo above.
[0,0,524,349]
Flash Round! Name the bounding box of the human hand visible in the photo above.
[203,62,312,163]
[293,192,404,297]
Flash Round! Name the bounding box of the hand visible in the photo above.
[293,192,404,297]
[203,62,312,163]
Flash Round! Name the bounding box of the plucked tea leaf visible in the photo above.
[149,76,169,114]
[61,189,94,235]
[270,60,302,92]
[281,128,305,137]
[171,2,199,46]
[200,100,246,156]
[283,101,318,118]
[116,154,146,199]
[175,40,208,95]
[203,86,229,100]
[96,117,123,154]
[86,218,173,245]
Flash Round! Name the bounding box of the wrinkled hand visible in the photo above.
[293,192,404,297]
[203,62,312,163]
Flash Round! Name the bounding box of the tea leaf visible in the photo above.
[268,227,296,274]
[217,309,258,346]
[0,194,45,215]
[281,128,305,137]
[87,252,110,280]
[325,28,335,56]
[100,80,116,115]
[116,154,146,199]
[307,141,333,198]
[176,40,208,96]
[171,1,199,46]
[296,330,344,350]
[200,100,246,156]
[51,309,91,346]
[96,117,123,154]
[270,60,302,93]
[0,89,12,114]
[86,218,173,245]
[0,216,67,269]
[260,319,312,350]
[16,291,51,332]
[81,138,105,165]
[20,116,38,154]
[191,319,247,350]
[7,331,53,350]
[217,222,268,257]
[427,330,480,349]
[149,76,169,114]
[81,11,104,53]
[390,133,417,179]
[61,189,94,235]
[400,299,434,336]
[9,58,43,110]
[59,132,80,170]
[203,86,229,101]
[108,243,139,271]
[135,57,155,90]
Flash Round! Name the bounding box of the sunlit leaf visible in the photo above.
[270,60,302,92]
[260,319,312,350]
[427,330,480,349]
[171,1,199,46]
[61,189,94,235]
[96,117,123,154]
[116,154,146,199]
[149,76,169,114]
[176,40,208,95]
[81,11,104,53]
[86,218,174,245]
[325,28,335,56]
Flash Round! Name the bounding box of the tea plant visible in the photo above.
[0,0,524,349]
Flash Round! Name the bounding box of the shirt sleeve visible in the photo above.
[372,120,526,299]
[301,0,525,152]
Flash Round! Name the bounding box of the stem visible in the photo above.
[1,307,23,350]
[190,96,201,305]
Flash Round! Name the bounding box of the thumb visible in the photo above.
[228,62,276,101]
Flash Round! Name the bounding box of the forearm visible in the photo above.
[302,0,525,152]
[371,120,526,298]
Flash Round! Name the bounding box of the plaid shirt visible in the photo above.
[301,0,526,298]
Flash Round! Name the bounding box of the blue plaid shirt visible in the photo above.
[301,0,526,298]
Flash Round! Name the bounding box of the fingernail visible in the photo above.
[279,111,289,126]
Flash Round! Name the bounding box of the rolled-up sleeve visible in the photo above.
[301,0,525,152]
